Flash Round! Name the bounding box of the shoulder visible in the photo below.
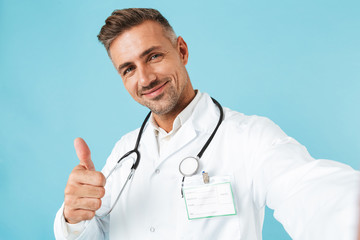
[199,92,287,142]
[223,107,280,131]
[113,127,141,153]
[222,107,288,146]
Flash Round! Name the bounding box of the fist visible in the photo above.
[63,138,106,224]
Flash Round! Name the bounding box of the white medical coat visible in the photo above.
[54,92,360,240]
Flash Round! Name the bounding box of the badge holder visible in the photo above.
[182,176,237,220]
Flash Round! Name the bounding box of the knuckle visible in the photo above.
[98,187,106,198]
[94,199,102,210]
[64,196,73,206]
[68,171,76,184]
[100,174,106,186]
[63,207,74,220]
[86,211,95,220]
[69,167,85,182]
[64,186,74,196]
[73,164,85,171]
[94,172,106,185]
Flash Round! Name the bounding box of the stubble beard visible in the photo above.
[138,74,189,115]
[143,84,179,115]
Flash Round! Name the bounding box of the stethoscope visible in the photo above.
[96,97,223,218]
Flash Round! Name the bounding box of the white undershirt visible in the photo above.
[149,90,202,158]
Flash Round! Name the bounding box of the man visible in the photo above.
[54,8,360,239]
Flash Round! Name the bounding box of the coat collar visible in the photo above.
[140,92,222,166]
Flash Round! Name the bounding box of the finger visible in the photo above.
[70,169,106,186]
[65,184,105,199]
[74,137,95,171]
[65,197,102,211]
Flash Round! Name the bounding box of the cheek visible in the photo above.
[156,61,180,78]
[123,77,138,97]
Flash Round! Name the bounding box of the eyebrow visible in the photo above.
[117,46,162,72]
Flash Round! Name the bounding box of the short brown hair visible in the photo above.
[97,8,176,52]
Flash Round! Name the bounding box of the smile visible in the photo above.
[141,81,168,99]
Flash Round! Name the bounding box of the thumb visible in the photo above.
[74,137,95,171]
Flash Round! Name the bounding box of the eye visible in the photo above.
[150,54,160,60]
[123,66,135,76]
[149,53,163,62]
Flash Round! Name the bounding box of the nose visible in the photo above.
[138,65,156,87]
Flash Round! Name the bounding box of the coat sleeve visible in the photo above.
[53,204,109,240]
[248,117,360,240]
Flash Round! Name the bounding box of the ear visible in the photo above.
[176,36,189,65]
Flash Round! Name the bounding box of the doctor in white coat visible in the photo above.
[54,8,360,240]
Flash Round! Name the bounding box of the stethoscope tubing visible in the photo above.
[95,113,149,218]
[96,97,223,217]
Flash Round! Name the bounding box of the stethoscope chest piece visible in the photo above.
[179,156,199,177]
[97,97,224,215]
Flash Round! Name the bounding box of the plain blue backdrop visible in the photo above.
[0,0,359,239]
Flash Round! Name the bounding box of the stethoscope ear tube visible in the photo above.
[196,97,224,159]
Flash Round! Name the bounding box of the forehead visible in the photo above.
[109,21,174,61]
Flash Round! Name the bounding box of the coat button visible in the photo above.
[155,169,160,174]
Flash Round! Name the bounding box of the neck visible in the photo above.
[153,89,196,133]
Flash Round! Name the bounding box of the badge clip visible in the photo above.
[202,171,209,184]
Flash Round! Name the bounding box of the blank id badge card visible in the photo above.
[182,175,237,220]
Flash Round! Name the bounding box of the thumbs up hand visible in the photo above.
[74,137,95,171]
[63,138,106,224]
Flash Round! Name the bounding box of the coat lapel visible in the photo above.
[157,93,220,166]
[139,92,221,169]
[159,122,198,162]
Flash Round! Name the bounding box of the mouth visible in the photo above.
[141,81,168,99]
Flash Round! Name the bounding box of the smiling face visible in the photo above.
[109,20,195,119]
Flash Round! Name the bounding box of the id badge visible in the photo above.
[182,176,237,220]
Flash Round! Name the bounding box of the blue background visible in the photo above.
[0,0,359,239]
